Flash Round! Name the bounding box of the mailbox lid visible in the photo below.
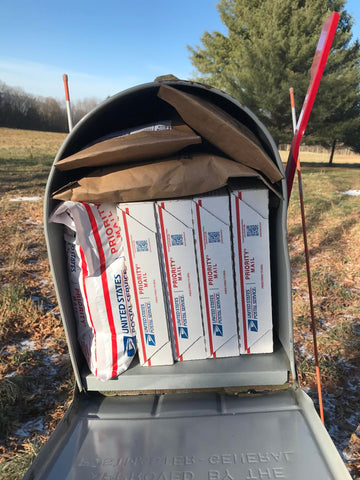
[24,388,350,480]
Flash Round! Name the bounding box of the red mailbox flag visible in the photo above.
[285,12,339,203]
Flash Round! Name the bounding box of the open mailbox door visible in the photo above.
[23,80,351,480]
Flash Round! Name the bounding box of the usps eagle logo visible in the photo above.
[178,327,189,339]
[123,336,136,356]
[248,320,258,332]
[145,333,156,346]
[212,324,223,336]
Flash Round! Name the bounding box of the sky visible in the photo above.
[1,0,359,102]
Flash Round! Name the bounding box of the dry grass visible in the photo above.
[0,128,66,162]
[0,128,359,479]
[287,165,360,477]
[0,129,73,479]
[279,148,360,165]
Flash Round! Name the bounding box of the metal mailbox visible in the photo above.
[23,80,351,480]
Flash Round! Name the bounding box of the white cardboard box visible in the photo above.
[230,186,273,354]
[117,202,173,366]
[192,191,239,358]
[156,199,206,361]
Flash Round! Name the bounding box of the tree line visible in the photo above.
[0,81,100,133]
[188,0,360,152]
[2,0,359,152]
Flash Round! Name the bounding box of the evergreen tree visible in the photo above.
[188,0,360,150]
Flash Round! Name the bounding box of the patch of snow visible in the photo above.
[342,190,360,196]
[296,344,315,361]
[9,196,42,202]
[346,413,359,428]
[25,218,42,225]
[19,339,37,351]
[342,450,353,461]
[345,378,358,394]
[15,418,45,437]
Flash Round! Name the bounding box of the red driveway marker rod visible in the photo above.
[289,87,325,425]
[62,74,73,132]
[289,87,297,134]
[285,12,339,204]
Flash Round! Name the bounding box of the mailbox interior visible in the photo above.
[44,80,294,393]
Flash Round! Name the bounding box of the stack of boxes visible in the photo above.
[117,183,273,366]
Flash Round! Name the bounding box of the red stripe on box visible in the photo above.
[235,194,250,353]
[157,203,180,360]
[121,209,149,366]
[195,200,214,357]
[83,203,118,377]
[79,246,98,377]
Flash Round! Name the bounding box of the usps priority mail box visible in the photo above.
[192,190,239,358]
[117,202,173,366]
[230,186,273,354]
[156,199,206,361]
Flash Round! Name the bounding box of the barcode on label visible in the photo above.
[208,231,221,243]
[136,240,149,252]
[246,224,259,237]
[171,234,184,246]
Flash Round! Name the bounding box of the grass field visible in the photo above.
[279,148,360,165]
[0,128,359,479]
